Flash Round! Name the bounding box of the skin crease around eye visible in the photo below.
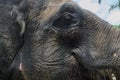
[52,12,80,30]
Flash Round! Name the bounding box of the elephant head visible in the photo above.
[2,0,120,80]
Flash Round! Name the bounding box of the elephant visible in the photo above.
[0,0,26,79]
[1,0,120,80]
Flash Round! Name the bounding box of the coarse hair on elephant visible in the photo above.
[0,0,120,80]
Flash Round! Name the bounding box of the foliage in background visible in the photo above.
[98,0,101,4]
[98,0,120,12]
[113,25,120,28]
[109,0,120,12]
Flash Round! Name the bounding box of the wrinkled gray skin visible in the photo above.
[0,0,25,79]
[1,0,120,80]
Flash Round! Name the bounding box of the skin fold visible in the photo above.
[0,0,120,80]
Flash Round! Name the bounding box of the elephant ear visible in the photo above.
[0,3,25,79]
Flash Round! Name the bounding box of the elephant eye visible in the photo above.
[52,12,80,29]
